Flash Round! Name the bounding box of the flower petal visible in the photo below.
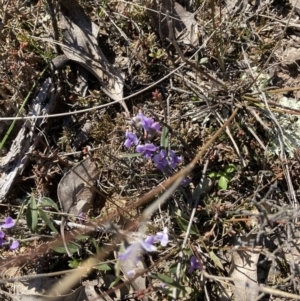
[2,217,15,228]
[9,240,19,250]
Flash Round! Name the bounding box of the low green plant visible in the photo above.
[208,164,236,190]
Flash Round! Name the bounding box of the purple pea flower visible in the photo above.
[153,149,168,171]
[9,239,19,250]
[136,143,157,159]
[118,236,157,263]
[0,231,5,246]
[133,113,160,133]
[124,131,139,149]
[188,255,202,273]
[169,150,182,169]
[155,227,169,246]
[2,217,15,228]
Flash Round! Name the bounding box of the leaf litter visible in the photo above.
[2,1,300,301]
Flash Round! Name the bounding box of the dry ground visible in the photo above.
[1,0,300,300]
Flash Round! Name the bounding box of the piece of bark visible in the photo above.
[0,78,58,202]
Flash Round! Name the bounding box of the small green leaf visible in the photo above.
[153,273,186,292]
[160,126,169,148]
[169,263,185,277]
[68,259,80,268]
[209,251,224,270]
[209,171,219,178]
[200,57,209,64]
[218,176,228,189]
[109,276,121,289]
[51,242,80,254]
[225,164,236,174]
[39,197,59,211]
[76,235,90,241]
[175,216,198,235]
[95,263,112,271]
[26,196,38,233]
[38,209,58,234]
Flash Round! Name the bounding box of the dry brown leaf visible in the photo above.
[59,0,129,114]
[57,157,100,216]
[229,237,260,301]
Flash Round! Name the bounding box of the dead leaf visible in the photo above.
[57,157,100,216]
[145,1,199,46]
[13,280,86,301]
[59,0,129,114]
[229,236,260,301]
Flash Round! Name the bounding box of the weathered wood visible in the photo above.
[0,78,59,201]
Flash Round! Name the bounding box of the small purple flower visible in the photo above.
[136,143,157,159]
[169,150,182,169]
[155,228,169,246]
[9,239,19,250]
[153,149,168,171]
[188,256,202,273]
[141,236,156,251]
[2,217,15,229]
[0,231,5,246]
[124,131,139,149]
[118,236,157,263]
[78,212,86,224]
[133,113,160,133]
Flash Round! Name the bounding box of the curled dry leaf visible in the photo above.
[57,157,100,216]
[59,0,129,114]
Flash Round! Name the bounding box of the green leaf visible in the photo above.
[160,126,169,148]
[218,176,228,189]
[26,196,38,233]
[225,164,236,174]
[38,209,58,234]
[153,273,186,292]
[95,263,112,271]
[109,276,121,289]
[92,238,100,254]
[209,251,224,270]
[175,216,198,235]
[169,263,185,277]
[39,197,59,211]
[68,259,80,268]
[200,57,209,64]
[209,171,219,178]
[51,242,80,254]
[76,235,90,241]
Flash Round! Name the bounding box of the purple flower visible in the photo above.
[169,150,182,169]
[141,236,156,251]
[0,231,5,246]
[153,149,168,171]
[133,113,160,133]
[118,236,157,263]
[188,256,202,273]
[9,239,19,250]
[2,217,15,229]
[136,143,157,159]
[78,212,86,224]
[124,131,139,149]
[155,228,169,246]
